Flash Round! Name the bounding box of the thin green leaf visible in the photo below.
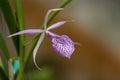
[25,0,72,66]
[0,57,8,80]
[25,35,39,65]
[0,34,10,60]
[0,67,9,80]
[0,0,19,54]
[0,56,4,70]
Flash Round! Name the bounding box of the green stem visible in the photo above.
[14,0,25,80]
[25,0,72,66]
[25,35,39,65]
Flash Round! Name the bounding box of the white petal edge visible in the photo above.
[47,20,75,31]
[47,21,67,31]
[8,29,43,37]
[33,32,45,70]
[44,8,64,29]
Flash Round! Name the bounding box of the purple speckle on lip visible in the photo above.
[47,31,75,59]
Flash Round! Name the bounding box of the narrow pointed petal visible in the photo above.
[44,8,64,29]
[47,31,75,59]
[8,29,43,37]
[33,33,45,70]
[47,21,67,30]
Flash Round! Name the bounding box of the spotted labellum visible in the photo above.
[8,8,76,70]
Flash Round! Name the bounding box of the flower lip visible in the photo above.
[52,35,75,59]
[47,31,75,59]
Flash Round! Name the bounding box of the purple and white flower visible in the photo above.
[8,8,75,70]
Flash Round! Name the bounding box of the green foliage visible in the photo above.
[0,0,19,54]
[25,68,53,80]
[0,34,10,60]
[0,56,8,80]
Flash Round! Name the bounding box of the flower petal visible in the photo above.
[44,8,64,29]
[8,29,43,37]
[47,20,75,31]
[47,31,75,59]
[33,32,45,70]
[47,21,67,31]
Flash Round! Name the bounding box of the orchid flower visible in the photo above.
[8,8,75,70]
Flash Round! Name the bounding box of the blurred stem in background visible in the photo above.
[0,0,19,54]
